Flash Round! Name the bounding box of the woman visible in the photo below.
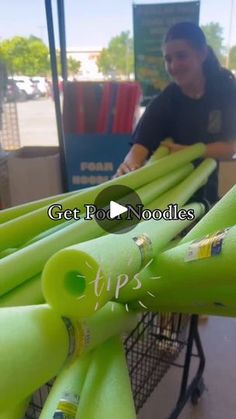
[115,22,236,204]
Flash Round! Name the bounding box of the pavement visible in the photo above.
[17,97,58,147]
[16,97,145,148]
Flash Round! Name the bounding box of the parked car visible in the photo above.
[5,79,21,102]
[9,76,40,100]
[31,76,50,97]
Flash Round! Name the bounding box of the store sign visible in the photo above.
[65,134,131,190]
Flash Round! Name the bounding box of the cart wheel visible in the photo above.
[191,378,205,405]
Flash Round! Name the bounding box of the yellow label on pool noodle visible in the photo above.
[185,229,229,262]
[62,318,86,358]
[54,395,79,418]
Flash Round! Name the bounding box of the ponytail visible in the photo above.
[203,46,221,79]
[204,46,236,88]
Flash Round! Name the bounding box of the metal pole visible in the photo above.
[226,0,235,68]
[57,0,68,82]
[132,3,138,83]
[45,0,68,191]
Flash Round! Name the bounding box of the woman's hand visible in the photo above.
[114,160,141,177]
[114,144,149,177]
[161,141,187,153]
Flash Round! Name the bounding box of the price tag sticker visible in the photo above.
[185,228,229,262]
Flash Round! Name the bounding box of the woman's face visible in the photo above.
[163,39,207,88]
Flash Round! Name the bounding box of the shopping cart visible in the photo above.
[0,101,20,151]
[125,312,205,417]
[26,312,205,418]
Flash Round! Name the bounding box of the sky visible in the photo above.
[0,0,236,50]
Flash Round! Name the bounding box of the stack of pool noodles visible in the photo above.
[118,184,236,317]
[1,142,234,417]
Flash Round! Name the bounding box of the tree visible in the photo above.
[97,31,134,78]
[229,46,236,70]
[201,22,225,63]
[0,36,50,76]
[67,57,81,77]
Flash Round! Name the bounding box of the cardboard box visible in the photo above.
[0,146,63,208]
[218,161,236,198]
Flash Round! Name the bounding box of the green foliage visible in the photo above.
[97,31,134,78]
[229,46,236,70]
[56,53,80,77]
[0,36,50,76]
[67,57,81,76]
[201,22,225,63]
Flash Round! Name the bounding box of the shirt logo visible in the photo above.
[207,110,222,134]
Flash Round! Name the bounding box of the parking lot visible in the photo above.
[16,97,144,148]
[17,97,58,147]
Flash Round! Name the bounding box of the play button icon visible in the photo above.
[92,184,143,234]
[110,200,128,219]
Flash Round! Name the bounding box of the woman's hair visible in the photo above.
[164,21,234,84]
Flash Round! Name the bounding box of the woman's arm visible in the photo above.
[161,140,236,161]
[114,88,175,177]
[114,144,149,177]
[204,141,236,160]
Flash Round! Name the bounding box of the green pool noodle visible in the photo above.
[129,283,236,317]
[0,176,159,295]
[117,239,181,304]
[109,163,193,234]
[76,302,137,353]
[0,397,30,419]
[76,337,136,419]
[129,295,236,317]
[147,144,170,164]
[0,304,70,410]
[180,184,236,244]
[0,274,43,308]
[163,237,181,251]
[129,184,236,312]
[117,202,204,303]
[0,190,78,224]
[0,214,106,296]
[0,248,17,259]
[173,284,236,311]
[118,156,214,304]
[22,218,76,247]
[129,225,236,317]
[109,163,193,216]
[0,143,205,251]
[143,226,236,297]
[0,302,136,410]
[123,184,236,308]
[0,223,75,264]
[0,191,91,251]
[148,158,216,210]
[42,202,204,318]
[2,163,193,259]
[105,163,193,233]
[136,284,236,317]
[136,163,193,205]
[40,352,92,419]
[0,166,192,296]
